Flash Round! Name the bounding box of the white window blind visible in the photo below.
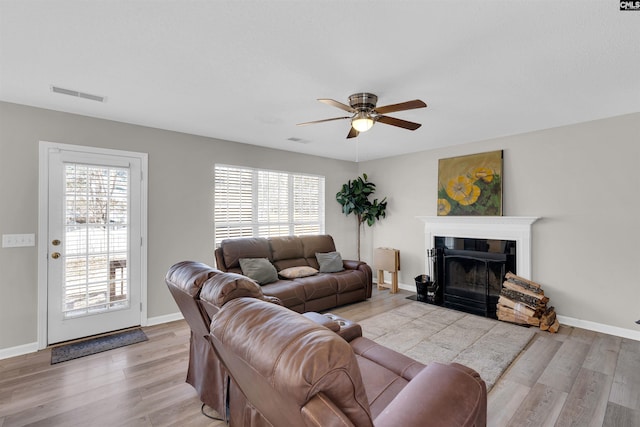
[214,165,325,246]
[64,163,130,317]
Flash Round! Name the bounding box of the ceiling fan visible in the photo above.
[297,93,427,139]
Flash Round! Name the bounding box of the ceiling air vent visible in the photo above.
[287,137,310,144]
[51,86,106,103]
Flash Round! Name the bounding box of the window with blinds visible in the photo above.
[214,165,325,246]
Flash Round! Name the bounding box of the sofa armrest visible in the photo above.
[342,259,365,270]
[374,362,487,427]
[214,247,228,271]
[303,312,341,332]
[263,295,283,306]
[342,260,373,299]
[301,393,356,427]
[303,312,364,342]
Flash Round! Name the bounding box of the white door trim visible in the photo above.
[38,141,148,349]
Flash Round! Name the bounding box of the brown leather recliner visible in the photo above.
[165,261,279,419]
[209,297,488,427]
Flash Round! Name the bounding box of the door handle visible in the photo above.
[52,239,61,246]
[51,252,61,259]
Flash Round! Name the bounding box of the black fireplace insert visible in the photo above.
[435,236,516,318]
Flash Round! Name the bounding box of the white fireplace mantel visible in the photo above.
[417,216,540,279]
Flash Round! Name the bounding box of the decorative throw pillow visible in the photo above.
[315,251,344,273]
[239,258,278,285]
[278,266,318,279]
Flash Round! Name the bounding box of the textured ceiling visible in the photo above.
[1,1,638,162]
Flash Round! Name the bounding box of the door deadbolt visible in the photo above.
[52,239,61,246]
[51,252,61,259]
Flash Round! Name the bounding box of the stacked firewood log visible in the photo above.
[497,272,559,333]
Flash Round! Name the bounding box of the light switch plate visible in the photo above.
[2,233,36,248]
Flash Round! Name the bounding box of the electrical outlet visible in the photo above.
[2,233,36,248]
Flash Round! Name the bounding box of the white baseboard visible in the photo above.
[0,313,185,360]
[0,341,39,360]
[398,282,640,341]
[146,311,184,326]
[557,315,640,341]
[398,283,413,292]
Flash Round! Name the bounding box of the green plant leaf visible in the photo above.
[336,174,387,227]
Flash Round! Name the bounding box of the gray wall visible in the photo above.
[359,113,640,332]
[0,101,359,350]
[1,101,638,352]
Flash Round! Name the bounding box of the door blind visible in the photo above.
[63,163,130,318]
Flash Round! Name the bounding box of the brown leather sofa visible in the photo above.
[209,297,488,427]
[167,261,486,426]
[214,234,372,312]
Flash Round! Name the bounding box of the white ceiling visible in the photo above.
[1,1,638,162]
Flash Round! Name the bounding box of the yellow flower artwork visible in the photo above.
[437,150,503,216]
[445,176,473,202]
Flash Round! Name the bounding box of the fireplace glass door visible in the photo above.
[435,237,515,318]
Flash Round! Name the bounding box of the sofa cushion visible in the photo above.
[350,337,426,419]
[300,235,337,269]
[269,236,304,260]
[165,261,218,297]
[294,274,339,301]
[165,261,219,338]
[278,266,318,279]
[269,236,309,270]
[272,257,310,271]
[316,251,345,273]
[350,337,425,382]
[199,271,265,309]
[221,238,271,270]
[239,258,278,285]
[333,269,368,293]
[356,354,410,419]
[259,280,307,310]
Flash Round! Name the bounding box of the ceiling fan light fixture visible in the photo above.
[351,111,374,132]
[300,93,426,139]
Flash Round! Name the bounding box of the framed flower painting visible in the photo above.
[437,150,503,216]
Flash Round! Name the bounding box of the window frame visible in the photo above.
[214,164,325,246]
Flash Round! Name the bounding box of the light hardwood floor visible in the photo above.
[1,288,638,426]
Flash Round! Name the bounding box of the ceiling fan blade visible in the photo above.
[318,98,356,113]
[374,99,427,115]
[346,127,359,139]
[376,115,422,131]
[296,116,350,126]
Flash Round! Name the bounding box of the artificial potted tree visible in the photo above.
[336,173,387,261]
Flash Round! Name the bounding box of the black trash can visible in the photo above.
[415,274,438,304]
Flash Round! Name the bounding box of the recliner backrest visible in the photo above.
[165,261,232,416]
[210,297,374,427]
[198,270,266,319]
[165,261,219,337]
[300,235,337,270]
[269,235,307,270]
[217,237,272,274]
